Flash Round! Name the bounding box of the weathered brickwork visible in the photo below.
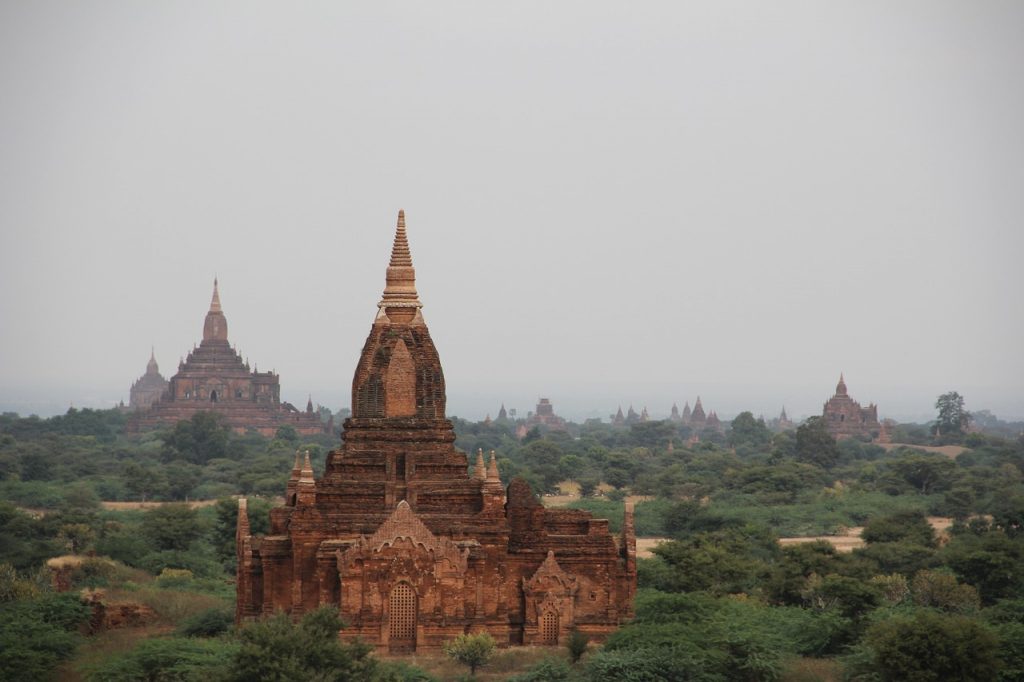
[236,211,636,651]
[126,280,326,437]
[128,349,169,411]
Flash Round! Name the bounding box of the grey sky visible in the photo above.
[1,2,1022,423]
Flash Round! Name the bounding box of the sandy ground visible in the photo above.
[879,442,967,458]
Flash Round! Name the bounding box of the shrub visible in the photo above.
[87,636,239,681]
[177,607,233,637]
[442,632,496,677]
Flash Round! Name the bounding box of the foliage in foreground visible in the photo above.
[0,591,92,682]
[442,632,497,676]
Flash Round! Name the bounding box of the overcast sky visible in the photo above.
[1,2,1021,423]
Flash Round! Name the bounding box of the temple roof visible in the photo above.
[379,210,422,323]
[202,278,229,344]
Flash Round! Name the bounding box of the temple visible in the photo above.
[235,211,635,651]
[822,374,880,440]
[127,280,326,437]
[128,349,169,411]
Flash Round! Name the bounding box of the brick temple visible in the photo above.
[128,348,169,411]
[235,211,636,652]
[127,280,326,437]
[822,373,880,440]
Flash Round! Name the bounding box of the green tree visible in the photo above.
[442,632,496,677]
[852,611,999,682]
[141,504,203,551]
[162,411,231,465]
[935,391,971,436]
[862,510,937,548]
[728,411,772,452]
[566,629,589,664]
[222,607,378,681]
[794,416,840,469]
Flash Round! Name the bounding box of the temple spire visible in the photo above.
[836,373,848,396]
[379,210,422,324]
[475,449,487,480]
[202,278,229,343]
[210,278,222,313]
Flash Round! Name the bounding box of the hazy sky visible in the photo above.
[1,2,1022,423]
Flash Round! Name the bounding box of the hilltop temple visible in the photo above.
[128,349,169,411]
[127,280,326,437]
[235,211,636,652]
[822,374,880,440]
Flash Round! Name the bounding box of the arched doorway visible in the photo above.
[210,390,218,403]
[539,610,559,645]
[388,583,417,653]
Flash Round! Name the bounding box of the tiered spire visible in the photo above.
[210,278,222,313]
[836,373,848,396]
[202,278,229,343]
[475,449,487,480]
[379,210,422,323]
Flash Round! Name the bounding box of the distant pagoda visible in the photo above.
[126,279,326,437]
[128,348,169,411]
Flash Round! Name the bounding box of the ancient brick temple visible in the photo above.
[127,280,326,437]
[235,211,636,651]
[128,349,169,411]
[822,373,880,440]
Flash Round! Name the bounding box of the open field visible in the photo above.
[880,442,967,458]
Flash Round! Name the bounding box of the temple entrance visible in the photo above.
[539,610,559,645]
[388,583,417,653]
[210,390,218,403]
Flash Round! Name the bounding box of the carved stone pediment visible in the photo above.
[336,500,469,574]
[523,550,578,595]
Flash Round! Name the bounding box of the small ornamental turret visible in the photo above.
[306,395,314,414]
[484,450,503,493]
[474,449,487,480]
[236,497,250,541]
[296,450,316,506]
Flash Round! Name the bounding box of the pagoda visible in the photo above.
[127,280,325,437]
[128,348,169,411]
[236,211,635,651]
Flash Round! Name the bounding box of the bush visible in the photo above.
[846,611,1000,682]
[87,636,239,681]
[0,592,91,681]
[177,607,233,637]
[443,632,497,677]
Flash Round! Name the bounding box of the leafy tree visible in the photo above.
[162,412,231,465]
[851,611,999,682]
[177,607,234,637]
[222,606,378,681]
[0,592,91,681]
[728,411,772,452]
[862,510,937,548]
[935,391,971,436]
[794,416,840,469]
[140,504,204,551]
[911,569,980,613]
[442,632,496,677]
[213,496,272,570]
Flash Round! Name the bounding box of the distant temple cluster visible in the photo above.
[125,280,327,437]
[822,374,881,441]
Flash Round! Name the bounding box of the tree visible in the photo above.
[794,417,840,469]
[162,411,231,465]
[141,504,203,551]
[854,611,999,682]
[935,391,971,436]
[728,411,772,451]
[223,607,377,681]
[442,632,496,677]
[862,510,937,548]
